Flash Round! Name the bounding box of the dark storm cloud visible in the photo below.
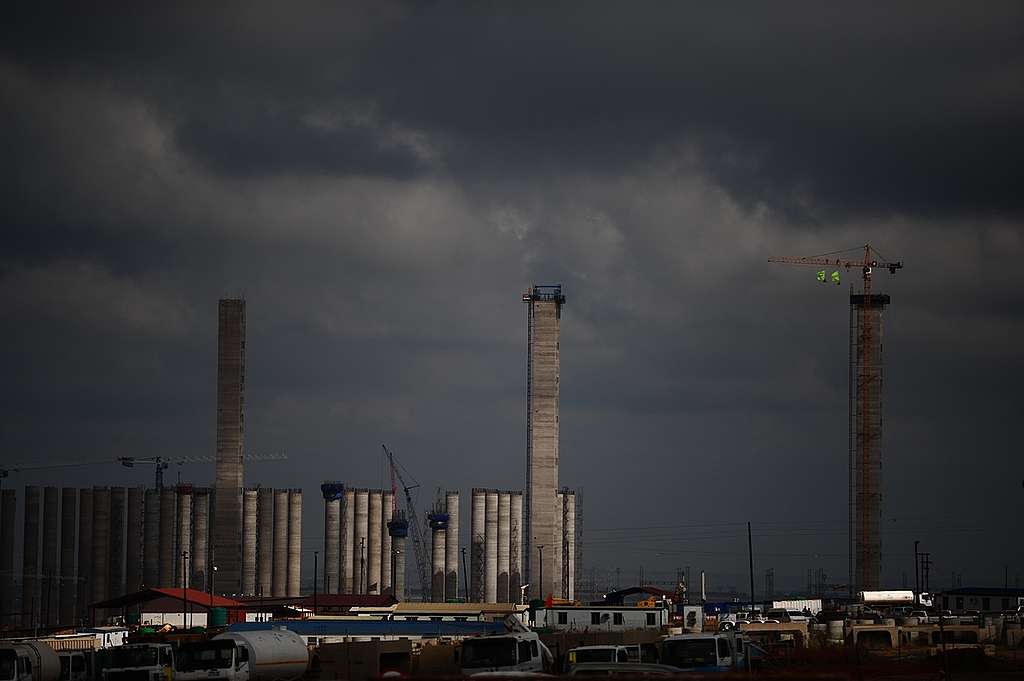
[1,3,1022,591]
[5,3,1024,216]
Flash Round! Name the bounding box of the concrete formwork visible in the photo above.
[381,492,393,596]
[90,487,111,611]
[444,491,459,601]
[430,523,446,602]
[470,488,485,602]
[142,489,160,588]
[554,490,563,599]
[75,488,93,623]
[322,487,341,594]
[367,491,382,595]
[158,487,176,587]
[509,491,523,601]
[192,489,210,592]
[0,489,17,626]
[109,487,126,600]
[341,489,355,594]
[497,492,510,604]
[255,488,272,597]
[564,491,575,600]
[41,487,59,626]
[125,487,143,593]
[241,489,258,595]
[524,287,563,600]
[354,489,369,593]
[286,490,302,598]
[484,489,498,603]
[213,299,246,596]
[271,490,289,597]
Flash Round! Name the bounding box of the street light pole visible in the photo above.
[313,551,319,616]
[914,540,920,605]
[537,545,545,601]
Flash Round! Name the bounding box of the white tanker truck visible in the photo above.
[174,630,308,681]
[0,641,62,681]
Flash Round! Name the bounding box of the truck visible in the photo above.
[459,631,553,675]
[859,590,915,605]
[97,643,173,681]
[0,642,62,681]
[660,633,747,673]
[174,630,308,681]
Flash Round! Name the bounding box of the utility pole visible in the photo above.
[914,540,920,604]
[359,538,366,595]
[460,547,469,602]
[747,522,755,612]
[313,551,318,616]
[181,551,188,628]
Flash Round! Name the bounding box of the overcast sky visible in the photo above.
[2,3,1022,596]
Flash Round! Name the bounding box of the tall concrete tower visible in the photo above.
[213,298,245,595]
[523,284,565,600]
[851,293,889,593]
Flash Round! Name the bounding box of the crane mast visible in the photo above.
[382,444,430,602]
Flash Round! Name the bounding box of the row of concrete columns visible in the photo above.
[0,484,304,627]
[322,487,405,597]
[470,488,524,603]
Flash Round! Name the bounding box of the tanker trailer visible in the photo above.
[0,641,62,681]
[175,629,307,681]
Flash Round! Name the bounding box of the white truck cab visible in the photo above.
[660,633,745,672]
[98,643,173,681]
[460,632,552,675]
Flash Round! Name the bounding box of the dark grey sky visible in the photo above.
[2,2,1022,595]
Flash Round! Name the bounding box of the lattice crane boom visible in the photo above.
[382,444,430,602]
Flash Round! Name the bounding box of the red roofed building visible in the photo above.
[92,588,245,627]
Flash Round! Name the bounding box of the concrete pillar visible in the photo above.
[213,299,245,595]
[255,488,273,597]
[564,491,575,600]
[0,489,17,626]
[125,487,143,593]
[484,489,498,603]
[555,490,564,599]
[321,484,341,594]
[41,487,59,626]
[286,490,302,598]
[367,490,382,594]
[240,489,257,595]
[497,492,510,603]
[108,487,126,600]
[444,491,459,601]
[392,533,407,601]
[192,489,210,592]
[142,489,160,588]
[524,288,563,600]
[430,521,446,602]
[271,490,288,597]
[381,492,393,596]
[174,489,192,588]
[341,489,354,594]
[75,488,93,624]
[510,491,523,602]
[158,487,176,587]
[470,489,485,602]
[91,487,111,613]
[354,490,369,593]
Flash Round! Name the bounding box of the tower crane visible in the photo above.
[0,459,115,494]
[769,244,903,596]
[382,444,430,602]
[118,452,288,489]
